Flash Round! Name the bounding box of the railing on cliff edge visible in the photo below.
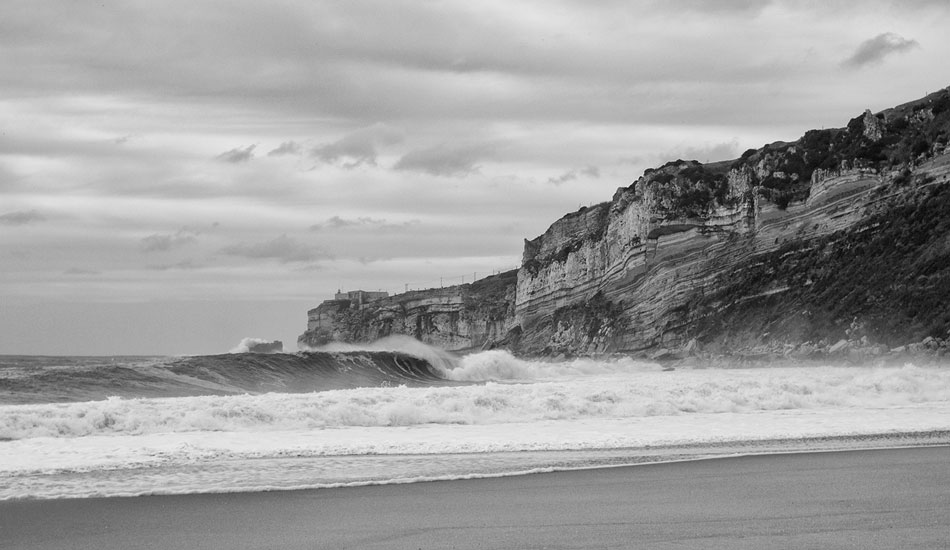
[342,265,521,299]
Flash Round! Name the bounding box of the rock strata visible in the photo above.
[298,270,517,352]
[511,87,950,357]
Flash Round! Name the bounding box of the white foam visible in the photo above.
[229,337,282,354]
[447,350,661,381]
[3,361,949,500]
[2,405,949,500]
[2,364,949,441]
[304,335,461,373]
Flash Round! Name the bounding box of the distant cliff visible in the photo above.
[301,87,950,360]
[298,270,517,352]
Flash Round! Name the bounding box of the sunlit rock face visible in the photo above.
[300,88,950,358]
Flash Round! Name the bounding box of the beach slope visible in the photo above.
[2,447,947,549]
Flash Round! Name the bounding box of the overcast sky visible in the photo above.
[2,0,948,355]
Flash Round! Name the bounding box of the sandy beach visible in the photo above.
[2,446,947,549]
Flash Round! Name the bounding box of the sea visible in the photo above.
[2,336,949,501]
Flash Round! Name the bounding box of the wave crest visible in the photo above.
[3,364,947,440]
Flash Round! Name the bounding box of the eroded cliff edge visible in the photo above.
[300,87,950,359]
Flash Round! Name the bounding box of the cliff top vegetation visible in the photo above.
[630,87,950,214]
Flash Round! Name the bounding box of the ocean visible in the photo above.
[2,338,949,500]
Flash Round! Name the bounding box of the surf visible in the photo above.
[0,344,457,405]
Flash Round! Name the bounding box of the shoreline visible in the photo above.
[2,446,947,549]
[4,430,949,502]
[7,430,950,502]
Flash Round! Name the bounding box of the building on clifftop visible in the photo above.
[334,289,389,308]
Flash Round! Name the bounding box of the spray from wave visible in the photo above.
[312,335,461,375]
[229,337,284,354]
[308,335,662,382]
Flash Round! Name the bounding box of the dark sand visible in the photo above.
[2,447,947,549]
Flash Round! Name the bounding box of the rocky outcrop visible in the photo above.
[300,87,950,359]
[298,270,517,352]
[247,340,283,353]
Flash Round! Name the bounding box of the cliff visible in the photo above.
[300,87,950,360]
[298,269,517,352]
[513,87,950,358]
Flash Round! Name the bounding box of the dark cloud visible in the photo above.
[267,141,302,156]
[547,171,577,185]
[146,260,199,271]
[216,144,256,163]
[220,234,325,263]
[580,166,601,178]
[1,0,945,135]
[0,0,924,136]
[394,144,493,177]
[547,165,600,185]
[310,216,420,232]
[0,210,44,225]
[311,124,403,168]
[642,0,770,14]
[842,33,920,69]
[63,267,99,276]
[140,229,200,252]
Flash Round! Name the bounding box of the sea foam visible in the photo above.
[2,363,947,441]
[3,358,950,500]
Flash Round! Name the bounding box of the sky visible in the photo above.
[2,0,949,356]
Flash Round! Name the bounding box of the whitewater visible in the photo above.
[2,342,949,500]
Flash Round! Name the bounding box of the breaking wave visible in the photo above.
[228,337,283,354]
[2,363,948,441]
[0,348,453,405]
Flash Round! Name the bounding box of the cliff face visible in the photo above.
[298,270,517,352]
[513,89,950,356]
[300,87,950,358]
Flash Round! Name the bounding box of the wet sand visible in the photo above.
[2,446,948,549]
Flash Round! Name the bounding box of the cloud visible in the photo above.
[580,166,601,178]
[220,234,325,263]
[312,124,403,168]
[661,140,741,164]
[216,144,257,163]
[63,267,100,276]
[842,33,920,69]
[394,143,493,177]
[0,210,44,225]
[146,260,199,271]
[310,216,421,232]
[267,141,302,156]
[642,0,770,14]
[140,228,200,252]
[547,165,600,185]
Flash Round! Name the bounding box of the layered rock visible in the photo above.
[298,270,517,352]
[513,87,950,356]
